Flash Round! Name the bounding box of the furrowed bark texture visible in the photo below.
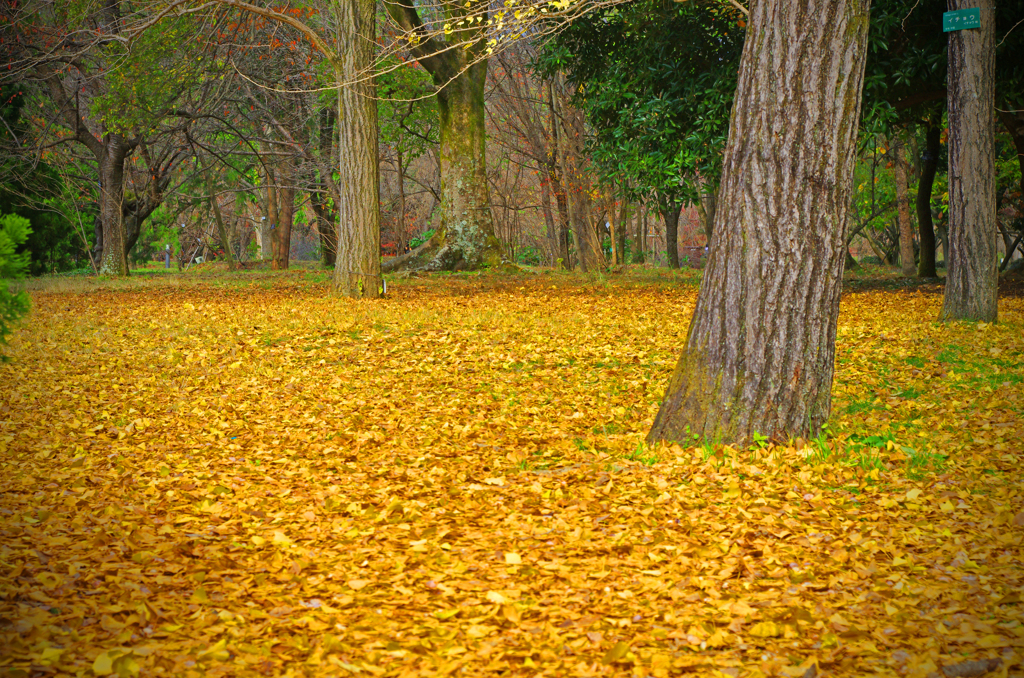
[940,0,997,322]
[648,0,870,446]
[98,148,129,276]
[332,0,382,298]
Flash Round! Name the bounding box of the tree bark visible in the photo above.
[648,0,870,446]
[98,147,129,276]
[659,200,681,269]
[894,135,916,276]
[273,161,295,270]
[202,163,236,270]
[265,168,278,262]
[332,0,382,298]
[384,0,502,271]
[617,199,629,264]
[917,124,941,277]
[940,0,997,322]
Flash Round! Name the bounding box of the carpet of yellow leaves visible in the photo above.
[1,271,1022,678]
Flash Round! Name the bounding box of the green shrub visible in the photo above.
[1,212,32,350]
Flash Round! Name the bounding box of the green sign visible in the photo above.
[943,8,981,32]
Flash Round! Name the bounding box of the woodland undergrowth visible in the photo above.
[1,270,1022,678]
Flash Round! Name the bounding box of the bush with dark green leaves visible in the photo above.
[1,212,32,350]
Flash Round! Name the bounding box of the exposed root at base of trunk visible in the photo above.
[382,237,486,274]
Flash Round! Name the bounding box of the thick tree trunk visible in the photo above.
[332,0,382,298]
[660,201,681,269]
[940,0,997,322]
[917,124,941,277]
[648,0,870,446]
[98,146,129,276]
[894,136,916,276]
[424,62,503,270]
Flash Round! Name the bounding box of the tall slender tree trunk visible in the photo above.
[640,208,648,263]
[333,0,382,297]
[894,135,916,276]
[617,199,629,264]
[203,163,236,271]
[660,200,681,269]
[917,124,940,277]
[397,146,408,254]
[609,194,620,265]
[273,162,295,270]
[940,0,997,322]
[265,169,278,262]
[539,173,558,264]
[648,0,870,446]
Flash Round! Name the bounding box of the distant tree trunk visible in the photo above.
[894,136,916,276]
[659,199,681,269]
[617,199,629,264]
[940,0,997,322]
[609,193,620,265]
[333,0,382,297]
[266,168,278,262]
[397,145,408,254]
[539,172,558,264]
[312,196,338,267]
[273,162,295,270]
[917,124,940,277]
[698,185,717,242]
[648,0,870,446]
[640,208,648,263]
[314,105,338,268]
[204,165,236,271]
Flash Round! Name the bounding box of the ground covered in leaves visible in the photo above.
[1,269,1023,678]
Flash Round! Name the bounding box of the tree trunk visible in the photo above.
[265,169,278,262]
[917,124,940,277]
[648,0,870,446]
[98,146,129,276]
[894,135,916,276]
[423,62,502,270]
[640,208,648,263]
[609,194,620,265]
[539,171,558,265]
[659,199,681,269]
[699,185,717,243]
[273,162,294,270]
[204,164,236,271]
[397,146,408,254]
[312,196,338,267]
[332,0,382,298]
[940,0,997,322]
[617,199,629,264]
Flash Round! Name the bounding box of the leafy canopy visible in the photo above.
[537,0,744,206]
